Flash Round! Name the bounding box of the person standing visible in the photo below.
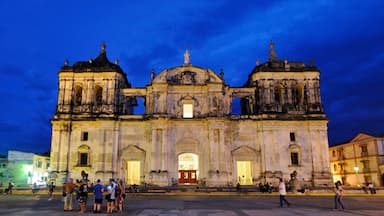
[63,178,76,211]
[334,181,345,210]
[32,182,39,200]
[78,180,88,213]
[48,182,55,201]
[278,178,290,207]
[116,179,125,212]
[7,182,14,195]
[106,179,117,213]
[93,179,104,213]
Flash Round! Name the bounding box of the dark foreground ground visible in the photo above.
[0,193,383,216]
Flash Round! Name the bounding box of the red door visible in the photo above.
[178,170,197,184]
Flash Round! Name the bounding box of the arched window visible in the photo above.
[289,144,301,167]
[274,84,284,104]
[295,84,304,105]
[78,145,90,166]
[95,86,103,106]
[74,86,83,106]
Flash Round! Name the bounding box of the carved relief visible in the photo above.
[167,71,197,85]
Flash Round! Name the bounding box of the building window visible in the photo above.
[291,152,299,166]
[78,145,90,166]
[362,160,370,169]
[35,160,42,168]
[95,86,103,106]
[79,153,88,166]
[46,162,50,169]
[295,84,304,105]
[361,144,368,156]
[332,150,336,157]
[74,86,83,106]
[289,144,301,167]
[183,103,193,118]
[81,132,88,141]
[333,164,337,172]
[290,132,296,142]
[274,84,283,104]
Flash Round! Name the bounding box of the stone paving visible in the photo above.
[0,193,383,216]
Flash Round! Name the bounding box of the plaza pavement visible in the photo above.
[0,190,383,216]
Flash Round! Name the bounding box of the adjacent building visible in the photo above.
[50,41,332,187]
[330,133,384,186]
[1,150,50,187]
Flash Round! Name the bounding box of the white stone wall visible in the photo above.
[50,117,331,187]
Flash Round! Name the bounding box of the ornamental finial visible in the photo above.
[268,40,278,61]
[100,41,106,53]
[184,50,190,66]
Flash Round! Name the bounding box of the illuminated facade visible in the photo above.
[50,42,332,187]
[3,150,50,187]
[329,133,384,186]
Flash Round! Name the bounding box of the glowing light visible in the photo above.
[23,165,33,175]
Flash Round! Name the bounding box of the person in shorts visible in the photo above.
[106,179,117,213]
[93,179,104,213]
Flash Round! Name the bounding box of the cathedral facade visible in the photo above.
[50,42,332,187]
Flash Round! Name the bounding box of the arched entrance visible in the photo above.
[119,145,146,185]
[178,153,198,184]
[231,146,261,185]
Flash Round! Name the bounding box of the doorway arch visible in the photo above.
[119,145,146,185]
[178,153,198,184]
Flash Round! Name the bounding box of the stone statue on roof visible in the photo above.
[184,50,190,65]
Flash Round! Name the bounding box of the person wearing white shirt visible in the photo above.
[278,178,290,207]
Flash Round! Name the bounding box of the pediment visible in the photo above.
[153,65,223,85]
[350,133,375,142]
[231,146,258,156]
[120,145,146,156]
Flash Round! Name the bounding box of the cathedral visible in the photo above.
[50,41,332,187]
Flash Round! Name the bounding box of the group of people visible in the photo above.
[0,181,14,194]
[362,182,377,194]
[62,178,125,213]
[258,182,274,193]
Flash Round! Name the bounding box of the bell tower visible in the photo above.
[54,42,134,119]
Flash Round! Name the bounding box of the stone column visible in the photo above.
[112,124,120,179]
[64,79,73,111]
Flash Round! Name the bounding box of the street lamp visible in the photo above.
[354,166,359,187]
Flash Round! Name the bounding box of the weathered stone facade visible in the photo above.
[50,42,332,187]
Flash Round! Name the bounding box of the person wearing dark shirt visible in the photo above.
[93,179,104,213]
[78,180,88,213]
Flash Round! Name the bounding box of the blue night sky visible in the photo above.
[0,0,383,155]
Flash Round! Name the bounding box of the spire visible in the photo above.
[268,40,278,61]
[100,41,106,54]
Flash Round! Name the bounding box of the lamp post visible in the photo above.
[354,166,359,187]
